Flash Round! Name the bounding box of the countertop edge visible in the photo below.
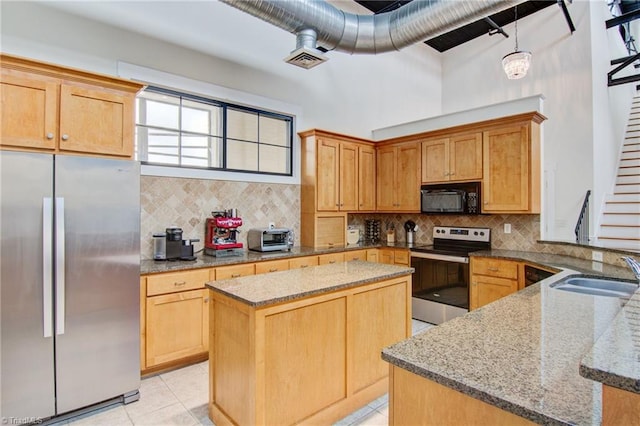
[206,265,414,308]
[381,350,569,426]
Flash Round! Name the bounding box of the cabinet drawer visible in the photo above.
[345,249,368,262]
[318,252,345,265]
[472,258,519,280]
[289,256,319,269]
[394,250,409,266]
[146,269,210,296]
[215,263,256,280]
[255,259,290,275]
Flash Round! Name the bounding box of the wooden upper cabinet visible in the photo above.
[397,143,421,210]
[1,73,58,150]
[358,144,376,210]
[482,124,538,213]
[339,142,359,211]
[421,133,482,183]
[377,142,420,211]
[316,138,340,211]
[58,85,134,157]
[0,54,143,158]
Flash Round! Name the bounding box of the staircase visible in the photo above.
[597,98,640,252]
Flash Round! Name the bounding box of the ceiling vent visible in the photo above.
[284,46,328,69]
[284,29,328,69]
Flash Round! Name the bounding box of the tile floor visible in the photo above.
[52,320,433,426]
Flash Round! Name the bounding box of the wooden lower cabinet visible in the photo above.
[319,252,346,265]
[145,288,209,368]
[603,385,640,425]
[379,248,410,266]
[470,257,520,310]
[209,276,412,425]
[254,259,289,274]
[389,366,534,425]
[344,249,368,261]
[289,255,319,269]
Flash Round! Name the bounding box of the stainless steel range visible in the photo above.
[410,226,491,325]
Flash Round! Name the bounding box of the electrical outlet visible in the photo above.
[504,223,511,234]
[592,251,603,262]
[592,261,603,272]
[268,222,275,229]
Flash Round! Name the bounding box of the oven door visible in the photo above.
[410,252,469,325]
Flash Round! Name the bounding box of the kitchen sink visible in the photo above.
[552,276,638,298]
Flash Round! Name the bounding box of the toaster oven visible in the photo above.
[247,228,293,252]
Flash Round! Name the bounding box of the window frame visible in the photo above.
[135,86,294,177]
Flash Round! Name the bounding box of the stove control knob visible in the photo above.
[480,232,485,236]
[474,231,478,235]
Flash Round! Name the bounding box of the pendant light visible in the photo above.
[502,5,531,79]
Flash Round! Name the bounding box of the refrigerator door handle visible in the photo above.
[55,197,66,335]
[43,197,53,338]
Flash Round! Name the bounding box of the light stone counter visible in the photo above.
[580,288,640,394]
[382,268,639,425]
[205,260,413,307]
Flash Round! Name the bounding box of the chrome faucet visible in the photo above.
[622,256,640,285]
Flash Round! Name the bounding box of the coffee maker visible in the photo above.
[204,209,243,257]
[153,227,199,261]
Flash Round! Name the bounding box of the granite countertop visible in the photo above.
[470,249,635,280]
[382,256,640,425]
[141,242,410,274]
[580,289,640,394]
[205,260,413,307]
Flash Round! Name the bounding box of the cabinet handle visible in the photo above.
[327,243,334,246]
[61,134,69,141]
[174,281,186,286]
[329,260,336,264]
[450,171,455,176]
[300,264,309,268]
[46,132,54,140]
[269,268,278,272]
[231,273,241,278]
[204,298,209,303]
[488,267,499,272]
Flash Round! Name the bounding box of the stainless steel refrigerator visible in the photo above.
[1,151,141,421]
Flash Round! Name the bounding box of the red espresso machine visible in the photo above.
[204,210,243,257]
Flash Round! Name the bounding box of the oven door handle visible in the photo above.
[410,251,469,264]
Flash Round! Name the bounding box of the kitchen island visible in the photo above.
[382,265,639,426]
[205,260,413,425]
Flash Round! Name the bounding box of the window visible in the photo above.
[135,87,293,176]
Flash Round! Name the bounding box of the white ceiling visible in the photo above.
[38,0,374,69]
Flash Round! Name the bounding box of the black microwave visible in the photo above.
[420,182,481,214]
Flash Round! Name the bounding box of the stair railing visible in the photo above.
[575,190,591,244]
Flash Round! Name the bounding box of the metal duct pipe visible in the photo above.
[220,0,522,54]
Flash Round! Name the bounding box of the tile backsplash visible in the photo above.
[348,213,541,250]
[140,176,300,259]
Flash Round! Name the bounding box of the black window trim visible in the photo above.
[136,85,294,177]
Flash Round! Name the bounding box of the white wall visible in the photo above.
[0,1,442,140]
[440,0,632,242]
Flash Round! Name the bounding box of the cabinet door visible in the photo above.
[59,84,134,157]
[358,145,376,210]
[316,138,340,211]
[339,142,358,211]
[0,72,58,150]
[482,125,529,212]
[396,143,420,211]
[378,248,394,265]
[393,250,410,266]
[421,138,448,183]
[145,289,209,367]
[376,146,397,210]
[449,132,482,182]
[366,249,379,263]
[470,275,518,310]
[315,213,346,247]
